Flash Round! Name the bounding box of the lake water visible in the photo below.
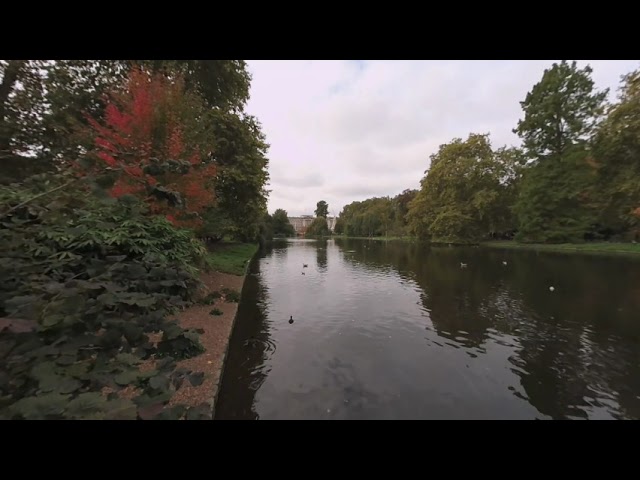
[215,238,640,420]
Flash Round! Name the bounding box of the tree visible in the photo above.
[392,189,418,235]
[189,109,269,242]
[514,146,599,243]
[0,60,254,184]
[513,61,607,242]
[145,60,251,111]
[0,60,50,184]
[315,200,329,218]
[306,217,329,237]
[142,61,270,241]
[0,61,134,185]
[514,60,608,159]
[335,197,398,237]
[272,208,295,237]
[85,67,217,230]
[39,60,130,166]
[258,211,274,246]
[592,69,640,239]
[0,59,269,240]
[406,134,518,243]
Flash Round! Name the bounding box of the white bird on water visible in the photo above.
[502,261,508,266]
[549,286,555,292]
[460,262,467,268]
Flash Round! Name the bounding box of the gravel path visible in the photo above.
[168,271,246,417]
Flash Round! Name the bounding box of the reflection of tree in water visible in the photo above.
[334,238,423,282]
[502,252,640,419]
[316,239,328,272]
[337,238,640,419]
[413,247,506,349]
[416,249,640,419]
[269,239,290,263]
[214,252,274,420]
[336,239,498,349]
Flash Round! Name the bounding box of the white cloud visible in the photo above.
[246,59,640,217]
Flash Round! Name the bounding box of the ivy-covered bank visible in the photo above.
[0,175,257,419]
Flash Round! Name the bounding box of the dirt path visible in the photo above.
[167,271,246,418]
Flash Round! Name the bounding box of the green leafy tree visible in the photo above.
[306,217,329,237]
[315,200,329,218]
[258,211,274,246]
[0,60,50,183]
[271,208,295,237]
[392,189,418,235]
[207,111,270,242]
[40,61,130,166]
[0,173,209,420]
[335,196,406,237]
[407,134,519,243]
[592,69,640,239]
[514,60,608,159]
[1,61,133,185]
[145,60,251,111]
[514,147,599,243]
[513,61,607,242]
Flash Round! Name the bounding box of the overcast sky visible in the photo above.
[245,60,640,217]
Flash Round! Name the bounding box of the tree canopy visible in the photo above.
[315,200,329,218]
[406,134,522,243]
[271,208,296,237]
[0,60,270,243]
[333,61,638,245]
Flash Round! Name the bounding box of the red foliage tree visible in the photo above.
[85,68,216,229]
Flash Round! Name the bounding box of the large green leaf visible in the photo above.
[56,378,83,394]
[116,353,141,366]
[66,392,107,418]
[149,374,171,392]
[188,372,205,387]
[114,370,139,386]
[157,405,187,420]
[9,393,71,419]
[186,404,211,420]
[103,399,137,420]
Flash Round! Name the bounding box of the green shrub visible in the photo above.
[221,288,241,303]
[0,174,209,420]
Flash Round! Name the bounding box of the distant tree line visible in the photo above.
[335,61,640,244]
[261,200,331,241]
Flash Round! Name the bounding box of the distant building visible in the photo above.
[288,215,337,235]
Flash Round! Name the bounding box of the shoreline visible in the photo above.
[333,236,640,256]
[482,240,640,257]
[170,242,258,419]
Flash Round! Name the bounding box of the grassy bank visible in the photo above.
[483,241,640,256]
[206,242,259,275]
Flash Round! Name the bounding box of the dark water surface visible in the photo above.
[215,238,640,420]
